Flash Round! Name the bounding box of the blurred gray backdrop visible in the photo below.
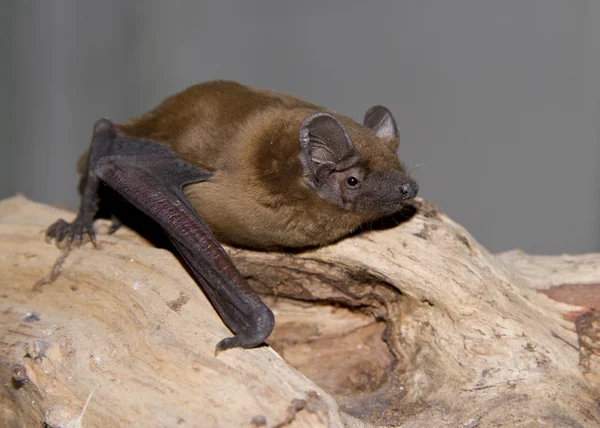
[1,0,598,255]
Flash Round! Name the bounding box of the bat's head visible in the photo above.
[299,106,418,215]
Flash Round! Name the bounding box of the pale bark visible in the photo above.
[0,195,598,427]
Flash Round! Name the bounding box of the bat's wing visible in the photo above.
[47,119,274,351]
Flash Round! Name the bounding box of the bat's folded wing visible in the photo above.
[94,136,274,351]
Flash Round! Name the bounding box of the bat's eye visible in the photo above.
[347,176,359,187]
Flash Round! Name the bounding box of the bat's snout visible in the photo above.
[399,179,418,202]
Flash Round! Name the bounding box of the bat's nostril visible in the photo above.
[399,181,418,200]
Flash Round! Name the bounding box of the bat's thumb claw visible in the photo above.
[215,336,240,354]
[214,308,275,354]
[214,334,269,354]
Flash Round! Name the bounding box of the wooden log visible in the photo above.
[0,195,598,427]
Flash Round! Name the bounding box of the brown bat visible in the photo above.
[45,81,418,351]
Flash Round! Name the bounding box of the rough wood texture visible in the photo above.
[1,195,599,427]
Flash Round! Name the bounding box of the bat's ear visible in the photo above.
[363,105,399,152]
[299,112,360,186]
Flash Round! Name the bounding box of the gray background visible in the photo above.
[1,0,599,255]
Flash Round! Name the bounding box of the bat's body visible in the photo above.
[47,81,417,351]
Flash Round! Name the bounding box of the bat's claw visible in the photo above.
[45,217,96,249]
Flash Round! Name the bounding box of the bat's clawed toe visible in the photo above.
[45,217,96,249]
[45,219,69,245]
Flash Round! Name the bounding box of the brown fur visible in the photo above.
[98,81,406,249]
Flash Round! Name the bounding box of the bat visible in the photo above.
[45,81,418,352]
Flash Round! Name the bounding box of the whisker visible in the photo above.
[407,162,426,175]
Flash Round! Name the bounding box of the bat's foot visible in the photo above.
[45,216,96,249]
